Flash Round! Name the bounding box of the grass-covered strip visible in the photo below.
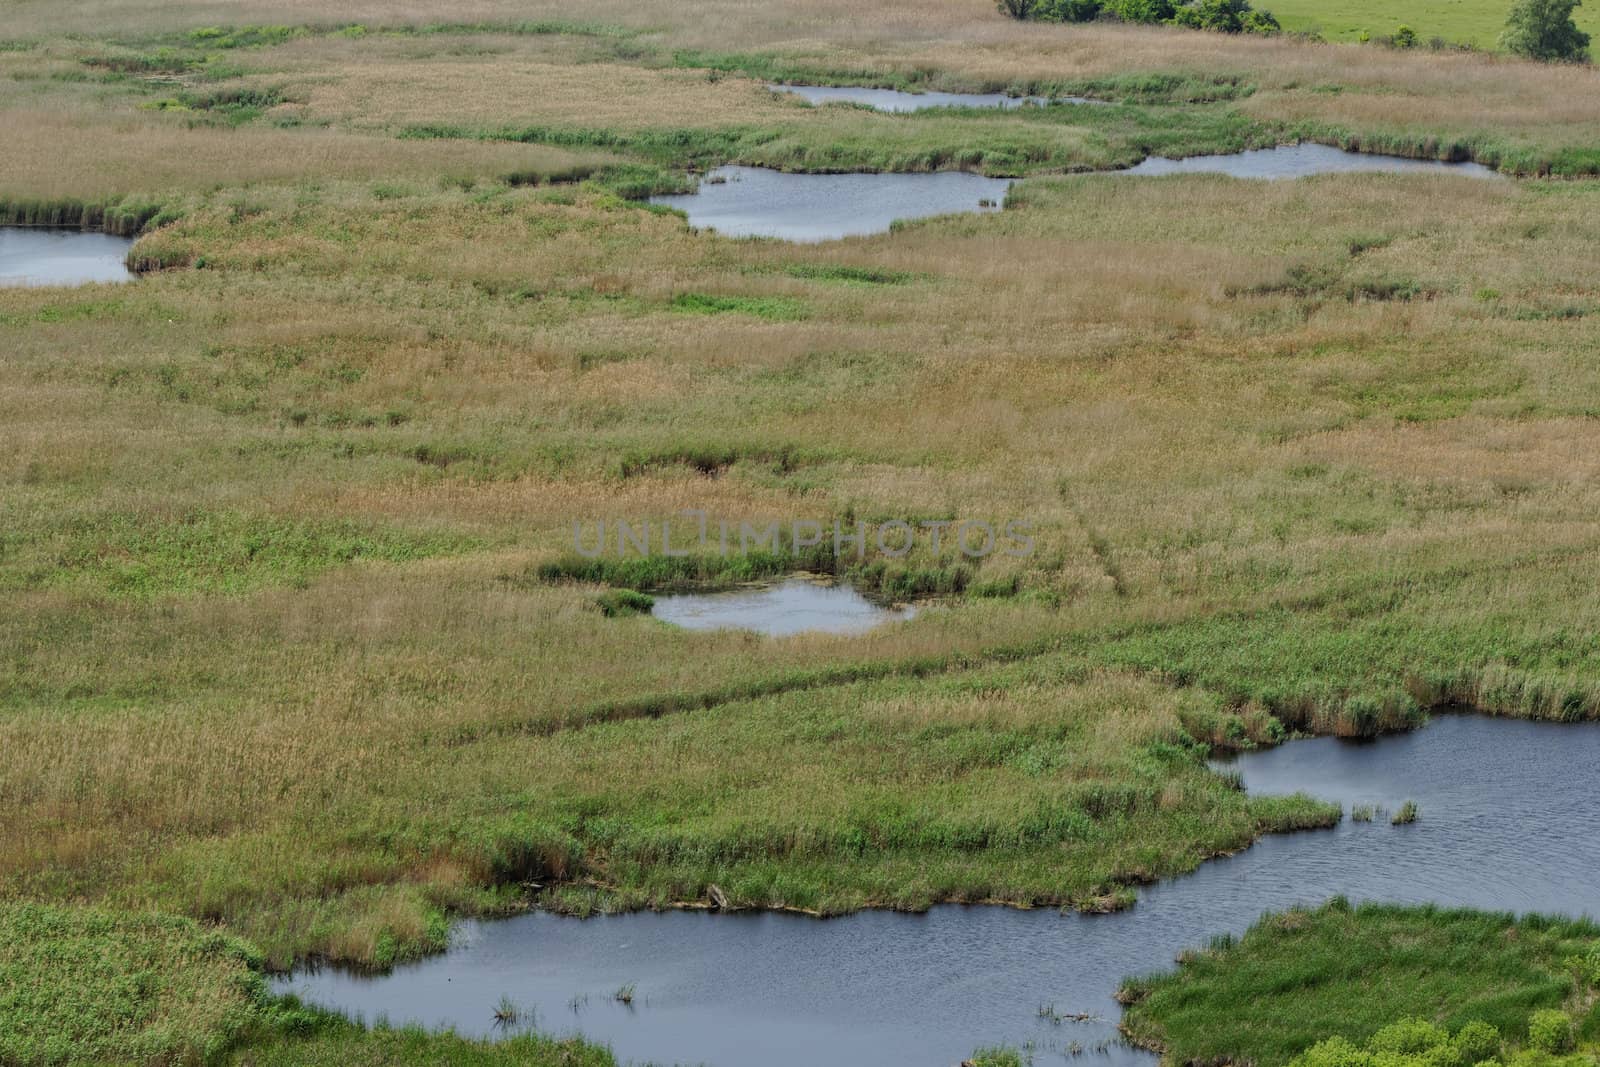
[228,1019,617,1067]
[0,901,616,1066]
[3,651,1339,967]
[4,510,477,598]
[1118,901,1600,1064]
[394,101,1271,180]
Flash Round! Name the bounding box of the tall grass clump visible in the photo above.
[0,197,168,236]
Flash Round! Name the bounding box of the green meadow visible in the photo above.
[1267,0,1600,48]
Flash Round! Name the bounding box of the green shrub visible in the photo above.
[596,589,656,617]
[1370,1018,1451,1056]
[1394,24,1419,47]
[1084,0,1180,20]
[1527,1009,1574,1053]
[1008,0,1274,29]
[1035,0,1106,20]
[1241,7,1283,31]
[1451,1021,1501,1064]
[1296,1035,1377,1067]
[1170,0,1280,33]
[1292,1010,1579,1066]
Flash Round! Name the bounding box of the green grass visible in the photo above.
[676,50,1255,103]
[397,100,1271,180]
[0,902,268,1065]
[2,511,477,598]
[0,900,618,1066]
[1119,900,1600,1065]
[594,588,655,617]
[669,292,811,320]
[1265,0,1600,48]
[776,263,918,285]
[228,1016,617,1067]
[0,197,170,236]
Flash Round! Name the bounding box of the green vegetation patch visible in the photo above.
[229,1014,618,1066]
[596,588,656,617]
[669,292,811,320]
[0,902,619,1066]
[0,197,171,236]
[533,546,824,591]
[778,263,917,285]
[15,511,475,598]
[0,902,267,1066]
[1119,900,1600,1065]
[400,101,1270,183]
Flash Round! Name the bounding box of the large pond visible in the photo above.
[651,577,916,636]
[275,715,1599,1066]
[1123,143,1502,180]
[0,227,134,287]
[771,84,1105,112]
[650,165,1012,241]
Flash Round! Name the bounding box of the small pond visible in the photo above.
[1123,143,1502,180]
[771,84,1105,112]
[0,227,135,287]
[651,577,916,636]
[275,715,1600,1067]
[650,165,1012,241]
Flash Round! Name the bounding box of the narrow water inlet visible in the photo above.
[770,84,1107,112]
[649,165,1013,241]
[273,715,1600,1067]
[650,577,916,636]
[0,227,135,287]
[1122,143,1503,180]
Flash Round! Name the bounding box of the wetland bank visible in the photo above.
[5,2,1600,1065]
[275,715,1600,1066]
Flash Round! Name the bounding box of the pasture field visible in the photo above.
[1265,0,1600,49]
[3,1,1600,1062]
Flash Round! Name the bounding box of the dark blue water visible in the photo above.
[275,715,1599,1066]
[0,228,134,287]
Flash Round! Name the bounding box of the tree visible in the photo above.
[1035,0,1106,22]
[1170,0,1279,33]
[997,0,1038,18]
[1501,0,1591,61]
[1109,0,1178,23]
